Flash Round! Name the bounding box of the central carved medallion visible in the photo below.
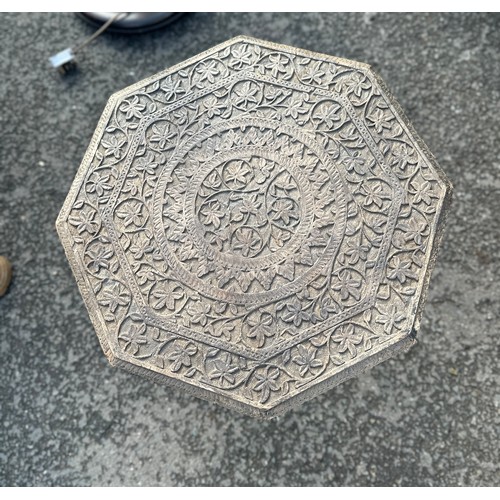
[153,117,348,305]
[196,154,302,259]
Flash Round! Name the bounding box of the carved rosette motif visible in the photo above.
[57,37,451,418]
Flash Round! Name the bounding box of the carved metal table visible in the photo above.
[57,36,452,418]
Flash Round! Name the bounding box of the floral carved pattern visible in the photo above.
[197,156,302,258]
[57,37,451,418]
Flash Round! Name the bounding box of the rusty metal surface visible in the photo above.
[56,36,452,418]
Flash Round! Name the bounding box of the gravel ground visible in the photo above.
[0,12,499,486]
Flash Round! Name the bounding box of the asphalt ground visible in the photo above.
[0,12,499,486]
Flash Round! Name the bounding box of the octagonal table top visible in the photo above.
[56,36,452,418]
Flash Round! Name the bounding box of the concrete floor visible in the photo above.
[0,12,499,486]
